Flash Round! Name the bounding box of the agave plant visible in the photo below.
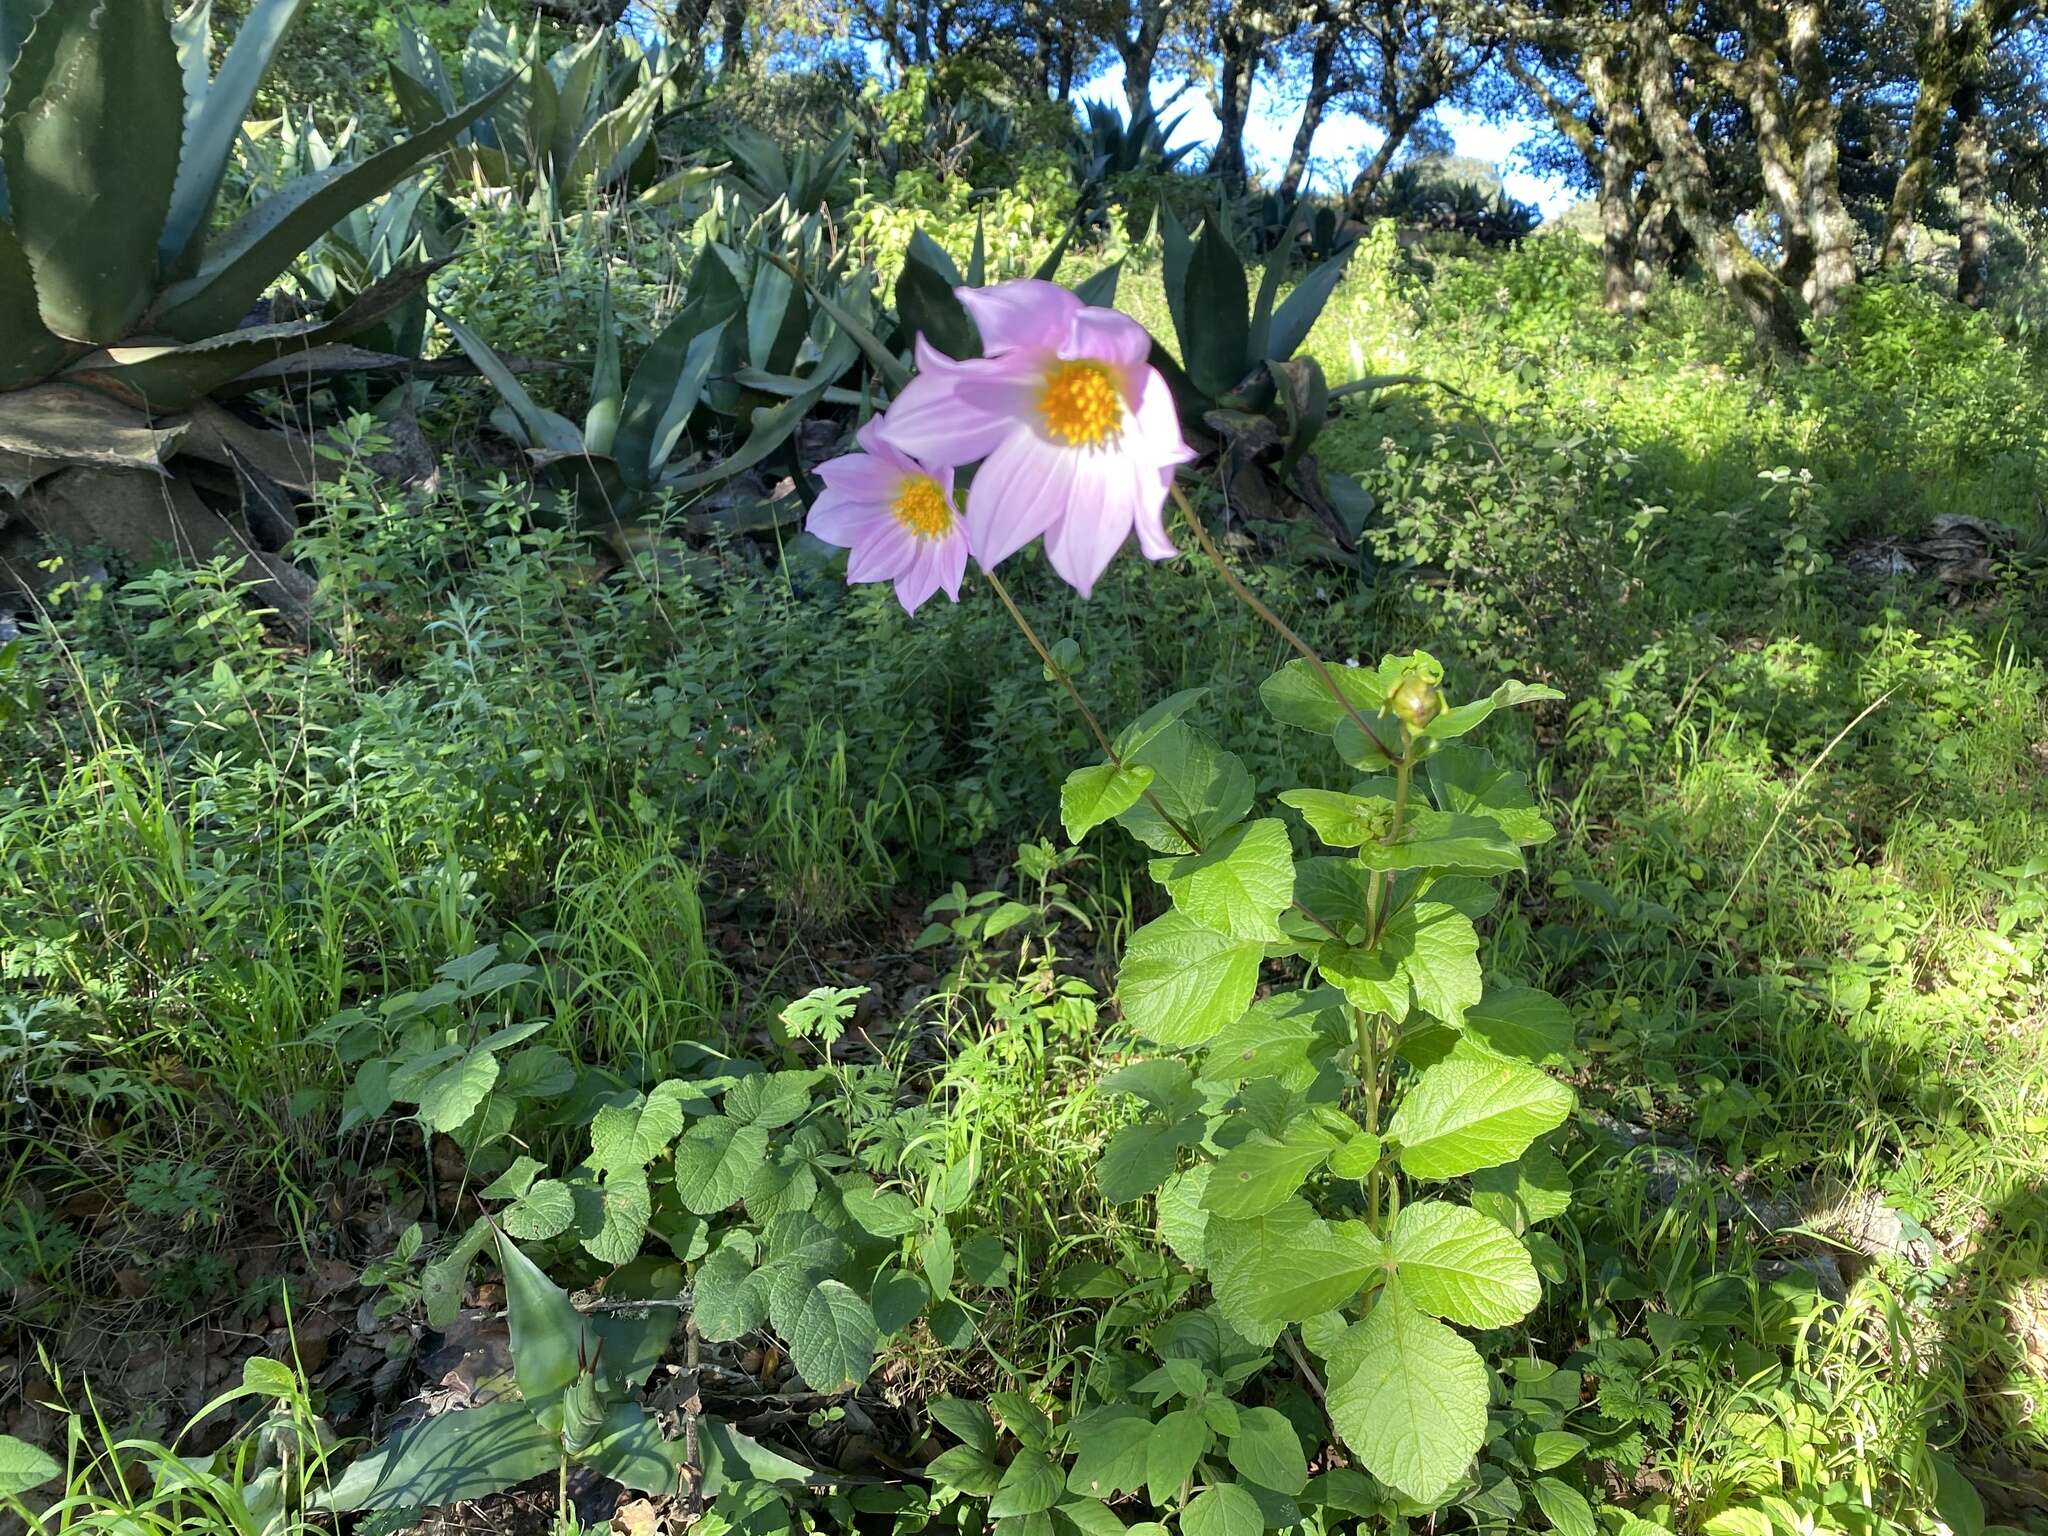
[1073,98,1196,186]
[721,124,854,218]
[439,228,868,549]
[391,7,683,208]
[0,0,504,612]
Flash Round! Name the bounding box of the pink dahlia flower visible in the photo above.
[875,279,1195,598]
[807,417,969,614]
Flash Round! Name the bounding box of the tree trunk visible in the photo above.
[717,0,745,77]
[1634,14,1806,351]
[1212,21,1260,198]
[1743,62,1817,291]
[1584,50,1650,314]
[1345,114,1413,216]
[1955,77,1990,306]
[1786,0,1857,314]
[1881,0,1959,266]
[1279,24,1340,203]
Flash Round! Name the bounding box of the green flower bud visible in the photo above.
[1390,673,1442,730]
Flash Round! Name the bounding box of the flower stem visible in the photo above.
[985,567,1206,856]
[1172,484,1399,764]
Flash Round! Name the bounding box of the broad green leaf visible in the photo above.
[1101,1058,1199,1115]
[1065,1408,1152,1499]
[1388,1060,1574,1180]
[433,305,583,454]
[319,1398,556,1511]
[614,304,729,480]
[693,1245,768,1341]
[3,0,184,343]
[1203,1197,1382,1346]
[929,1445,1006,1495]
[0,1433,59,1499]
[590,1088,688,1173]
[1528,1431,1588,1470]
[1532,1476,1597,1536]
[1226,1406,1307,1495]
[492,1228,586,1405]
[700,1418,822,1497]
[1153,818,1295,941]
[0,225,70,387]
[1180,217,1250,399]
[1156,1164,1211,1268]
[1423,679,1562,742]
[1471,1143,1573,1227]
[1145,1408,1208,1506]
[1098,1119,1191,1204]
[872,1267,928,1332]
[1328,1131,1382,1180]
[1278,789,1394,848]
[415,1047,498,1134]
[840,1180,920,1238]
[1198,990,1328,1090]
[577,1169,652,1265]
[1114,687,1209,757]
[786,1278,876,1392]
[929,1396,998,1456]
[153,81,514,340]
[500,1177,575,1241]
[1424,747,1554,846]
[1462,987,1573,1067]
[1325,1285,1487,1503]
[1259,659,1387,733]
[583,1403,684,1496]
[420,1216,490,1328]
[1393,901,1482,1025]
[1351,811,1524,876]
[1201,1127,1337,1220]
[1181,1481,1264,1536]
[673,1117,771,1213]
[1061,761,1154,843]
[1115,722,1253,855]
[1386,1201,1540,1328]
[989,1450,1065,1518]
[1117,912,1264,1048]
[724,1070,819,1129]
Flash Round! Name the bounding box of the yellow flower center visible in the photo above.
[892,475,952,539]
[1038,360,1123,447]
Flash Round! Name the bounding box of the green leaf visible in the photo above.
[1386,1201,1540,1328]
[1181,1482,1264,1536]
[1325,1285,1487,1504]
[1101,1058,1199,1115]
[0,1433,59,1500]
[1423,679,1563,742]
[1181,218,1250,399]
[1328,1131,1382,1180]
[930,1396,998,1456]
[1471,1143,1573,1226]
[1528,1431,1587,1471]
[1115,722,1253,855]
[1424,747,1554,847]
[433,303,584,455]
[500,1177,575,1241]
[1117,912,1265,1048]
[786,1278,876,1393]
[1156,1165,1211,1268]
[1153,818,1295,941]
[724,1070,819,1129]
[583,1403,684,1496]
[159,0,310,274]
[1279,789,1394,848]
[1062,761,1154,843]
[1388,1060,1574,1180]
[674,1117,771,1213]
[897,246,978,360]
[319,1398,558,1512]
[1532,1476,1597,1536]
[929,1445,1007,1495]
[1351,811,1524,876]
[693,1245,768,1341]
[1266,244,1354,361]
[1065,1409,1152,1499]
[415,1047,499,1134]
[1145,1408,1208,1506]
[0,224,70,388]
[1461,987,1573,1067]
[614,302,730,481]
[700,1418,822,1497]
[1323,901,1482,1028]
[420,1217,490,1328]
[2,0,184,343]
[1113,687,1209,757]
[1259,659,1389,733]
[155,80,513,340]
[590,1089,687,1173]
[840,1181,921,1238]
[577,1169,652,1266]
[492,1228,586,1405]
[1203,1197,1382,1346]
[1098,1120,1190,1204]
[989,1451,1065,1518]
[1226,1406,1307,1495]
[1197,991,1325,1091]
[1200,1127,1336,1220]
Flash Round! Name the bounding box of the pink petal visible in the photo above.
[1063,305,1153,373]
[815,450,903,500]
[847,520,917,583]
[807,489,892,547]
[876,341,1038,465]
[963,427,1070,570]
[957,280,1080,355]
[1133,465,1180,560]
[1129,364,1199,470]
[1041,450,1140,598]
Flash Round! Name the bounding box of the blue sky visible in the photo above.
[1074,60,1577,216]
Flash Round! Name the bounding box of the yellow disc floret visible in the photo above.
[1038,360,1123,446]
[892,475,953,539]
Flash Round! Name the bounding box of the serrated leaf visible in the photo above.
[1203,1197,1382,1346]
[501,1177,575,1241]
[1157,1164,1211,1268]
[1181,1481,1263,1536]
[1065,1409,1152,1499]
[1279,789,1395,848]
[1098,1119,1190,1204]
[1146,1408,1208,1506]
[989,1450,1064,1518]
[1153,818,1294,941]
[693,1245,768,1341]
[1424,747,1554,846]
[577,1169,652,1266]
[1328,1132,1382,1179]
[786,1278,876,1393]
[1115,722,1253,855]
[723,1070,818,1129]
[1389,1060,1574,1180]
[1062,761,1154,842]
[590,1090,687,1173]
[493,1228,586,1405]
[1200,1128,1336,1219]
[673,1117,771,1213]
[1227,1406,1307,1495]
[1117,912,1264,1048]
[1386,1201,1540,1328]
[0,1433,60,1499]
[1198,992,1324,1090]
[840,1180,921,1237]
[1325,1285,1487,1503]
[1352,811,1524,876]
[415,1047,498,1134]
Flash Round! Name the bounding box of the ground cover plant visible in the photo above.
[3,3,2048,1536]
